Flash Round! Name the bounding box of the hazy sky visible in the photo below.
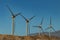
[0,0,60,36]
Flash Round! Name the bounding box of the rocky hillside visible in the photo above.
[0,34,60,40]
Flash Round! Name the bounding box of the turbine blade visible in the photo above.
[33,26,39,27]
[41,28,44,33]
[50,16,52,25]
[6,5,14,16]
[29,16,35,21]
[20,14,27,21]
[33,26,41,29]
[33,26,42,29]
[50,16,56,32]
[40,17,44,25]
[52,27,56,32]
[15,13,21,17]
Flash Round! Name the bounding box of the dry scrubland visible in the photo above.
[0,34,60,40]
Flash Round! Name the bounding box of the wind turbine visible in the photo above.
[45,16,56,38]
[33,17,44,35]
[20,14,35,36]
[6,5,20,35]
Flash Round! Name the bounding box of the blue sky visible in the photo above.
[0,0,60,36]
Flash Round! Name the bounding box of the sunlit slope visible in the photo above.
[0,34,60,40]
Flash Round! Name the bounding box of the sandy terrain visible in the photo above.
[0,34,60,40]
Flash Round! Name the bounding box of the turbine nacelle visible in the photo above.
[11,13,21,18]
[20,13,35,22]
[49,25,53,28]
[12,16,15,18]
[26,19,29,23]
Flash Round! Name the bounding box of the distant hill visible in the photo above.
[29,30,60,37]
[50,30,60,37]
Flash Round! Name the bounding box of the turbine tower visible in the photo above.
[33,17,44,35]
[45,16,56,38]
[20,14,35,36]
[7,5,20,35]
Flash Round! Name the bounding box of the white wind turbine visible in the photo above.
[33,17,44,35]
[20,14,35,36]
[7,5,20,35]
[45,16,56,38]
